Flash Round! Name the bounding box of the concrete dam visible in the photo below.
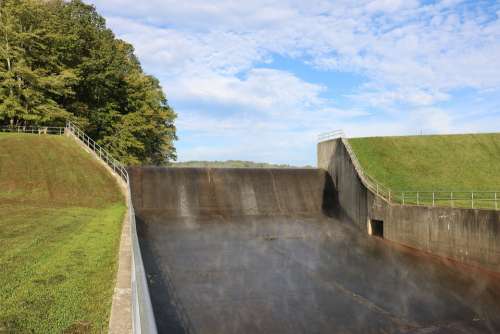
[129,166,500,334]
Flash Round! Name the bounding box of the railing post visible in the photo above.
[432,192,435,206]
[402,192,405,205]
[471,192,474,209]
[388,190,391,202]
[417,192,419,205]
[450,192,453,208]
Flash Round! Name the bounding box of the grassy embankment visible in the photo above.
[348,133,500,209]
[0,133,125,333]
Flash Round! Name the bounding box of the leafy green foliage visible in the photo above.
[0,0,176,164]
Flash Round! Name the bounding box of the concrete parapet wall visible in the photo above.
[370,198,500,272]
[318,138,500,273]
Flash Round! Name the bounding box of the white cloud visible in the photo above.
[98,0,500,106]
[169,68,326,114]
[365,0,419,13]
[410,107,453,133]
[105,17,268,77]
[349,85,450,107]
[86,0,500,164]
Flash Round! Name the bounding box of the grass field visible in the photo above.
[0,133,125,333]
[348,133,500,208]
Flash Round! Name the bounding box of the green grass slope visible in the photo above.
[348,133,500,208]
[0,133,125,333]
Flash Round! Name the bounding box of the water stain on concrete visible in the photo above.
[129,167,500,334]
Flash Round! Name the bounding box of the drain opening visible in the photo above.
[369,219,384,238]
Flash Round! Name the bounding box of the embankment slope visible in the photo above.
[0,133,125,333]
[348,133,500,191]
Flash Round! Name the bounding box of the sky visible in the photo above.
[87,0,500,166]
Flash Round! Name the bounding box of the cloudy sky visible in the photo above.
[87,0,500,166]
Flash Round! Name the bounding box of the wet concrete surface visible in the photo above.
[138,215,500,334]
[129,167,500,333]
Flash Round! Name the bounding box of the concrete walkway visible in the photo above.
[108,208,132,333]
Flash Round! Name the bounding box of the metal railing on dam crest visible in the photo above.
[317,130,500,210]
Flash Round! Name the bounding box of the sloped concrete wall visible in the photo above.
[318,138,500,273]
[317,139,369,227]
[129,167,335,219]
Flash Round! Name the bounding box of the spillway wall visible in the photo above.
[318,138,500,273]
[317,139,371,225]
[128,167,335,219]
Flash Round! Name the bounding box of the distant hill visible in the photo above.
[170,160,313,169]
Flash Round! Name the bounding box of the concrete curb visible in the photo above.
[108,208,133,334]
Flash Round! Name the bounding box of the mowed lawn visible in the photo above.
[0,133,126,333]
[348,133,500,208]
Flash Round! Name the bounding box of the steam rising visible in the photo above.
[130,167,500,333]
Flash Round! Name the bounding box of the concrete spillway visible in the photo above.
[129,167,500,334]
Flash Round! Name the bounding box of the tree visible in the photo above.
[0,0,74,125]
[0,0,177,164]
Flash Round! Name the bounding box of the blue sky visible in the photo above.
[87,0,500,166]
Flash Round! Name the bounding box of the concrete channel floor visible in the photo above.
[138,215,500,334]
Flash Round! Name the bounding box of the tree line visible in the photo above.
[0,0,176,165]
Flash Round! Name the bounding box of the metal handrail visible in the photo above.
[129,191,158,334]
[397,191,499,210]
[65,120,157,334]
[318,130,345,142]
[66,121,128,182]
[342,138,392,203]
[0,126,65,135]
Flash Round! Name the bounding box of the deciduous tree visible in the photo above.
[0,0,177,164]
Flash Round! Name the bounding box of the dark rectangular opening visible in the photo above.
[370,219,384,238]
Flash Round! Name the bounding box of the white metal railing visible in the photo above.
[129,191,158,334]
[397,191,499,210]
[66,121,128,181]
[318,130,345,143]
[65,120,157,334]
[333,136,500,210]
[342,137,393,203]
[0,125,65,135]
